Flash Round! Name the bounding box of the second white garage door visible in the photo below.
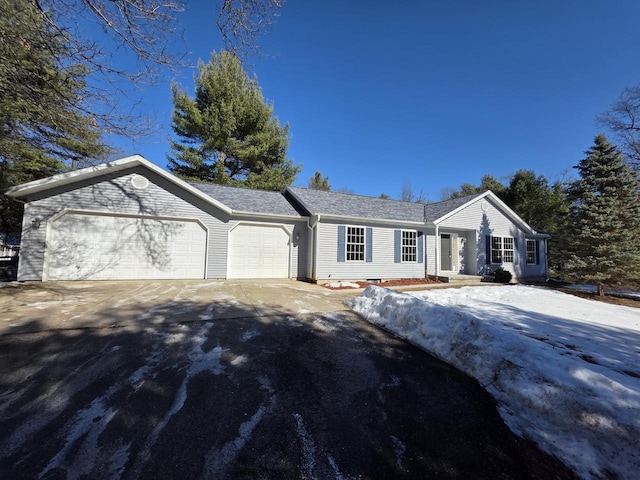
[228,224,290,279]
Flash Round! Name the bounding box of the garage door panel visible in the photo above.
[46,213,207,280]
[228,224,290,279]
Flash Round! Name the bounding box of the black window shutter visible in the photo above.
[485,235,491,264]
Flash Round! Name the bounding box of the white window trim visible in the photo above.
[503,237,514,263]
[401,229,417,263]
[346,226,365,262]
[491,235,514,264]
[526,239,537,265]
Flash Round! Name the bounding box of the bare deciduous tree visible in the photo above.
[401,182,429,203]
[31,0,283,139]
[598,85,640,170]
[217,0,284,60]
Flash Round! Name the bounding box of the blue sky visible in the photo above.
[110,0,640,200]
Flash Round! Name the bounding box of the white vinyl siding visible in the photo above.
[317,222,426,281]
[438,196,529,278]
[426,232,437,276]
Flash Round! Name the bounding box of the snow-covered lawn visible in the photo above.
[348,285,640,480]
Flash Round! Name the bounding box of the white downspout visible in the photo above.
[306,214,320,281]
[435,224,440,277]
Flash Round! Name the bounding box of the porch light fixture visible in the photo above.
[31,217,42,229]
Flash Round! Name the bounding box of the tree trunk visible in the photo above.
[597,283,605,296]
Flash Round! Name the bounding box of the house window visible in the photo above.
[346,226,365,261]
[402,230,417,262]
[526,240,537,264]
[491,236,514,264]
[503,237,514,263]
[491,236,502,263]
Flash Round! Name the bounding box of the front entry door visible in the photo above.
[440,234,452,271]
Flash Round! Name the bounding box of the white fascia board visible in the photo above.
[317,213,433,228]
[5,155,144,197]
[433,191,536,235]
[232,210,308,222]
[4,155,233,215]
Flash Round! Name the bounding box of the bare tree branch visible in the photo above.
[216,0,283,61]
[24,1,283,141]
[598,85,640,170]
[401,182,429,203]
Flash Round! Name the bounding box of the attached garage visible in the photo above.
[6,156,308,282]
[227,224,291,279]
[44,211,207,281]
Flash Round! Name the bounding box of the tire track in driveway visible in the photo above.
[33,326,177,478]
[0,333,127,459]
[127,322,225,479]
[202,376,277,479]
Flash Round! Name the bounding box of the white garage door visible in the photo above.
[228,224,290,279]
[45,212,207,280]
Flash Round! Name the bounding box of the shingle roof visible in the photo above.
[285,186,483,223]
[189,182,301,217]
[422,194,484,221]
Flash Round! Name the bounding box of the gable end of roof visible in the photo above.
[4,155,233,215]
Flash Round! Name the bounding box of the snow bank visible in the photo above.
[324,281,361,289]
[348,285,640,480]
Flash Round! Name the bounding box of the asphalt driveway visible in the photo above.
[0,280,576,479]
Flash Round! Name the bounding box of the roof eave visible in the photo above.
[5,155,144,198]
[232,210,307,221]
[316,213,433,227]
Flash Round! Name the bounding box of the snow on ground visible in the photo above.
[348,285,640,480]
[324,281,361,289]
[567,284,640,300]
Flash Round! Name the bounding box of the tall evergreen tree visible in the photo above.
[505,170,568,233]
[442,175,507,200]
[169,50,300,191]
[0,0,108,236]
[564,134,640,294]
[308,171,331,191]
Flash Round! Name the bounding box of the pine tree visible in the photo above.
[309,171,331,191]
[169,51,300,191]
[565,134,640,294]
[505,170,569,232]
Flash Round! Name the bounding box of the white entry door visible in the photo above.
[45,212,207,280]
[228,224,290,279]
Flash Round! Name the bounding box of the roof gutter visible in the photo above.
[232,210,308,222]
[316,213,435,228]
